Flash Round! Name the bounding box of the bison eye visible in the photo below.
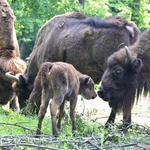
[113,68,123,76]
[116,69,122,74]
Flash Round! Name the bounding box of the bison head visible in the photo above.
[6,72,33,109]
[98,46,143,110]
[79,75,97,100]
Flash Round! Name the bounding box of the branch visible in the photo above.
[103,143,137,149]
[0,143,60,150]
[0,122,36,132]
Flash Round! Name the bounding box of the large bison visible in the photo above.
[98,29,150,128]
[6,12,139,109]
[0,0,26,110]
[24,62,97,136]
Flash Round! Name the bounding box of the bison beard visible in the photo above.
[23,62,97,136]
[6,12,139,112]
[98,29,150,129]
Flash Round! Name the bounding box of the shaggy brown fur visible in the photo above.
[0,0,26,109]
[24,62,97,136]
[98,29,150,128]
[11,12,139,111]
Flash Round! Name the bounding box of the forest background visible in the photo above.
[8,0,150,59]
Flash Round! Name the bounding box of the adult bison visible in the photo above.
[0,0,26,110]
[98,29,150,129]
[6,12,139,109]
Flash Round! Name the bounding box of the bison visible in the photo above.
[24,62,97,136]
[0,0,26,111]
[98,29,150,129]
[6,12,139,110]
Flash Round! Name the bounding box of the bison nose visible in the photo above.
[97,86,105,98]
[92,93,97,99]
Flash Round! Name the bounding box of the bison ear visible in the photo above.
[19,75,28,85]
[131,58,143,72]
[84,76,91,84]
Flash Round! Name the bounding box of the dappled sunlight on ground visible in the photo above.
[2,94,150,127]
[76,94,150,127]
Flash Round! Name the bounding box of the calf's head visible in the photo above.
[79,75,97,99]
[98,46,143,108]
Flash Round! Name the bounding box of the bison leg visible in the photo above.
[10,96,20,112]
[57,100,66,130]
[24,82,42,115]
[50,95,64,136]
[122,106,131,129]
[69,96,78,134]
[36,89,50,135]
[105,108,117,128]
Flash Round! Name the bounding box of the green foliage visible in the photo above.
[6,0,150,58]
[108,0,150,29]
[84,0,111,17]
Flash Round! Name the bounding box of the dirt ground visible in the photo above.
[2,93,150,127]
[41,93,150,127]
[75,94,150,127]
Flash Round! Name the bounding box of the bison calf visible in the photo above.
[25,62,97,136]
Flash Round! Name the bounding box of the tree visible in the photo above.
[108,0,150,29]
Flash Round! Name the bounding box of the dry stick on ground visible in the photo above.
[0,119,149,149]
[85,140,100,149]
[0,135,148,150]
[0,143,60,150]
[102,143,137,149]
[103,143,147,149]
[0,122,36,132]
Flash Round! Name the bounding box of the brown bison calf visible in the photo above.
[25,62,97,136]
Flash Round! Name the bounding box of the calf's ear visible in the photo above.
[131,58,143,72]
[84,77,91,84]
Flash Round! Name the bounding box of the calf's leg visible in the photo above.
[57,100,66,130]
[50,95,64,136]
[36,89,50,135]
[69,96,78,134]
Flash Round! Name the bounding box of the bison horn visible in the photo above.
[125,25,134,37]
[125,46,131,64]
[5,72,19,82]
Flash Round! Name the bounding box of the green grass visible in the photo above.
[0,106,150,149]
[0,107,52,135]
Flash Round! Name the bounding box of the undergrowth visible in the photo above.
[0,106,150,149]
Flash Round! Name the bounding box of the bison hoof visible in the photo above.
[72,130,78,136]
[36,129,41,135]
[104,122,114,129]
[120,123,132,132]
[53,132,59,137]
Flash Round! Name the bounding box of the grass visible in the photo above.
[0,103,150,150]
